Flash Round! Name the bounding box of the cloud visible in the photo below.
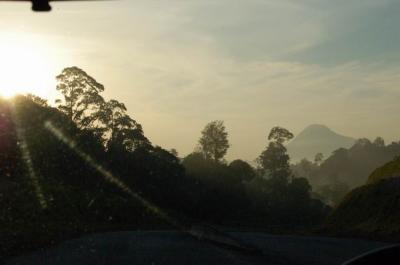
[171,0,325,61]
[103,34,400,160]
[1,0,399,160]
[287,0,400,65]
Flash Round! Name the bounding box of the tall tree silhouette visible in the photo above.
[314,152,324,165]
[100,99,150,152]
[373,136,385,147]
[55,67,105,130]
[258,126,294,185]
[198,120,229,162]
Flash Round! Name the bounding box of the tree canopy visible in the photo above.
[198,120,230,162]
[55,66,105,130]
[268,126,294,144]
[258,126,293,185]
[100,99,150,152]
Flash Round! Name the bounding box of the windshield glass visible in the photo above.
[1,1,400,264]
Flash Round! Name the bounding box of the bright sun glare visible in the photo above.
[0,32,56,100]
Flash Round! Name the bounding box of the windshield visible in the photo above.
[1,1,400,265]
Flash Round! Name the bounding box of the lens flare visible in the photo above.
[11,103,48,209]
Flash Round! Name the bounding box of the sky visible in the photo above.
[0,0,400,162]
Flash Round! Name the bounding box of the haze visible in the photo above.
[1,0,399,161]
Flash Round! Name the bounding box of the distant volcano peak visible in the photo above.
[287,124,355,162]
[304,124,331,130]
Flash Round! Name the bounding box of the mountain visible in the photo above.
[324,157,400,240]
[287,124,355,162]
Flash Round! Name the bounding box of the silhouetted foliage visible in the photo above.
[268,126,294,144]
[325,175,400,240]
[0,68,329,257]
[198,120,229,162]
[228,159,256,183]
[0,95,178,256]
[367,155,400,184]
[293,136,400,205]
[26,93,48,107]
[169,148,179,157]
[373,137,385,147]
[314,152,324,165]
[100,99,150,153]
[55,66,105,130]
[258,126,293,186]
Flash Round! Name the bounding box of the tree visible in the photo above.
[228,160,256,183]
[198,120,229,162]
[314,153,324,165]
[292,158,319,187]
[288,177,312,201]
[170,148,179,157]
[316,181,349,206]
[26,94,48,107]
[258,126,293,185]
[353,138,372,148]
[100,99,150,152]
[55,67,105,129]
[268,126,294,144]
[373,137,385,147]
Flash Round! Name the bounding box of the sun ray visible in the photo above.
[11,102,48,210]
[44,120,181,228]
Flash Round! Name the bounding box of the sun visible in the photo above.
[0,32,57,100]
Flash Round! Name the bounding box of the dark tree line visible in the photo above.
[185,122,328,226]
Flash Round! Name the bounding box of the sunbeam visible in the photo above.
[11,102,48,210]
[44,120,181,229]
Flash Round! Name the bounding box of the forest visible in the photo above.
[2,66,400,257]
[292,138,400,205]
[0,67,329,256]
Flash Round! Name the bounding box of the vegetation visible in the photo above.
[0,67,344,257]
[322,156,400,240]
[367,156,400,184]
[1,66,399,255]
[184,126,328,227]
[197,120,230,162]
[324,178,400,240]
[258,126,294,184]
[292,138,400,205]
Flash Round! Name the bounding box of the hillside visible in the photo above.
[287,124,355,162]
[292,137,400,206]
[367,156,400,184]
[324,157,400,240]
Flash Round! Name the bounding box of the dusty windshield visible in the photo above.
[1,1,400,264]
